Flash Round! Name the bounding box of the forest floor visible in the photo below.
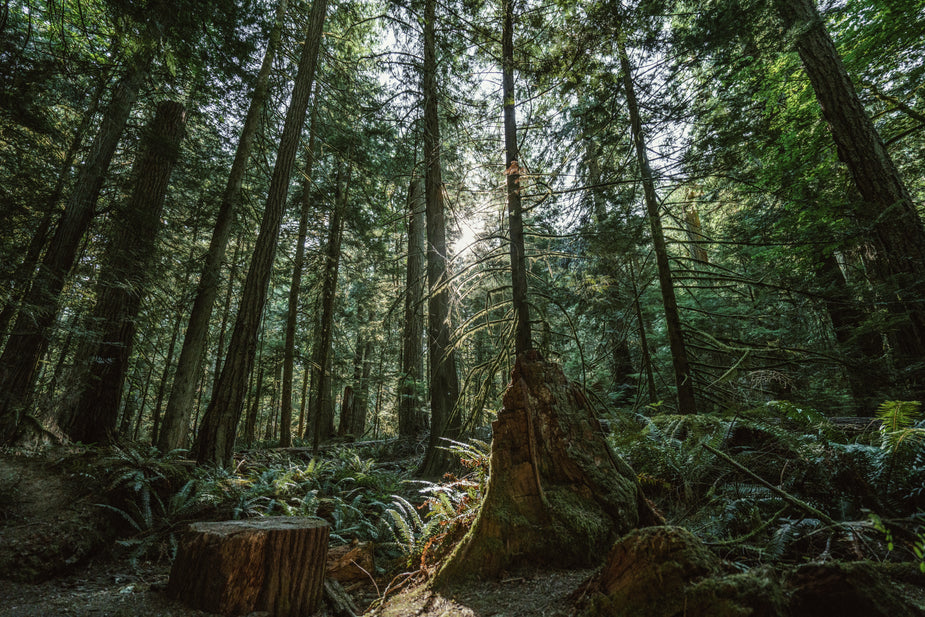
[0,450,592,617]
[0,556,592,617]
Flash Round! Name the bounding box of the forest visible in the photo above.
[1,0,924,614]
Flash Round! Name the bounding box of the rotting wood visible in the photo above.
[326,539,375,583]
[167,516,328,617]
[324,578,360,617]
[434,351,655,584]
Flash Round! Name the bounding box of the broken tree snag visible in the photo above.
[435,351,651,585]
[166,516,328,617]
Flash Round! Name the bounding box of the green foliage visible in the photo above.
[93,444,205,565]
[383,494,444,568]
[876,400,924,451]
[616,403,925,566]
[381,439,489,568]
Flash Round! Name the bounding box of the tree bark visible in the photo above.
[817,253,889,413]
[338,385,355,437]
[311,168,349,451]
[773,0,925,388]
[418,0,461,477]
[64,100,187,444]
[297,363,310,438]
[355,339,373,437]
[160,0,290,453]
[245,361,265,449]
[0,74,107,350]
[398,174,427,436]
[167,517,328,617]
[502,0,532,355]
[149,306,184,445]
[0,51,152,443]
[192,0,327,466]
[628,260,658,404]
[434,352,650,584]
[618,34,697,415]
[212,235,244,399]
[280,104,318,447]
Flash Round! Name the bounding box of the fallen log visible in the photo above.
[166,516,328,617]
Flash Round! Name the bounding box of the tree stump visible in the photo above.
[435,351,655,584]
[166,516,328,616]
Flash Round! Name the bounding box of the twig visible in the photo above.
[701,443,839,528]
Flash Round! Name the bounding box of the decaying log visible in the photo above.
[324,578,360,617]
[435,351,655,584]
[166,516,328,616]
[326,539,375,583]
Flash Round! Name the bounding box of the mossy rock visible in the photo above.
[685,567,787,617]
[786,561,925,617]
[579,526,725,617]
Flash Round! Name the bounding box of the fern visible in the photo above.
[877,400,924,452]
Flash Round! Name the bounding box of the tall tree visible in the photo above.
[617,29,697,414]
[773,0,925,388]
[192,0,328,466]
[63,100,187,444]
[0,50,152,442]
[502,0,531,355]
[418,0,461,477]
[398,174,427,436]
[158,0,290,453]
[279,99,318,448]
[310,166,349,450]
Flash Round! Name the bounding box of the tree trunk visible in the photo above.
[64,100,186,444]
[167,517,328,617]
[297,363,309,438]
[502,0,532,355]
[193,0,327,466]
[151,237,201,445]
[434,352,651,584]
[311,168,349,451]
[0,75,106,350]
[117,360,146,438]
[817,253,889,413]
[280,101,318,448]
[265,358,282,442]
[212,235,243,398]
[338,385,355,437]
[0,51,152,443]
[150,311,183,445]
[418,0,461,477]
[682,200,709,264]
[132,360,155,441]
[398,174,427,436]
[773,0,925,389]
[160,0,289,453]
[355,339,373,436]
[618,33,697,415]
[630,259,658,404]
[245,361,265,449]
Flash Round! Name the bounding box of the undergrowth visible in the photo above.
[55,400,924,580]
[91,437,490,575]
[607,399,925,568]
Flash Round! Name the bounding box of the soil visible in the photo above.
[0,556,592,617]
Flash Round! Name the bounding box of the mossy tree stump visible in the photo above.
[435,351,653,584]
[166,516,328,616]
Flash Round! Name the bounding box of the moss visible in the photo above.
[685,568,786,617]
[579,527,725,617]
[787,561,925,617]
[545,488,611,563]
